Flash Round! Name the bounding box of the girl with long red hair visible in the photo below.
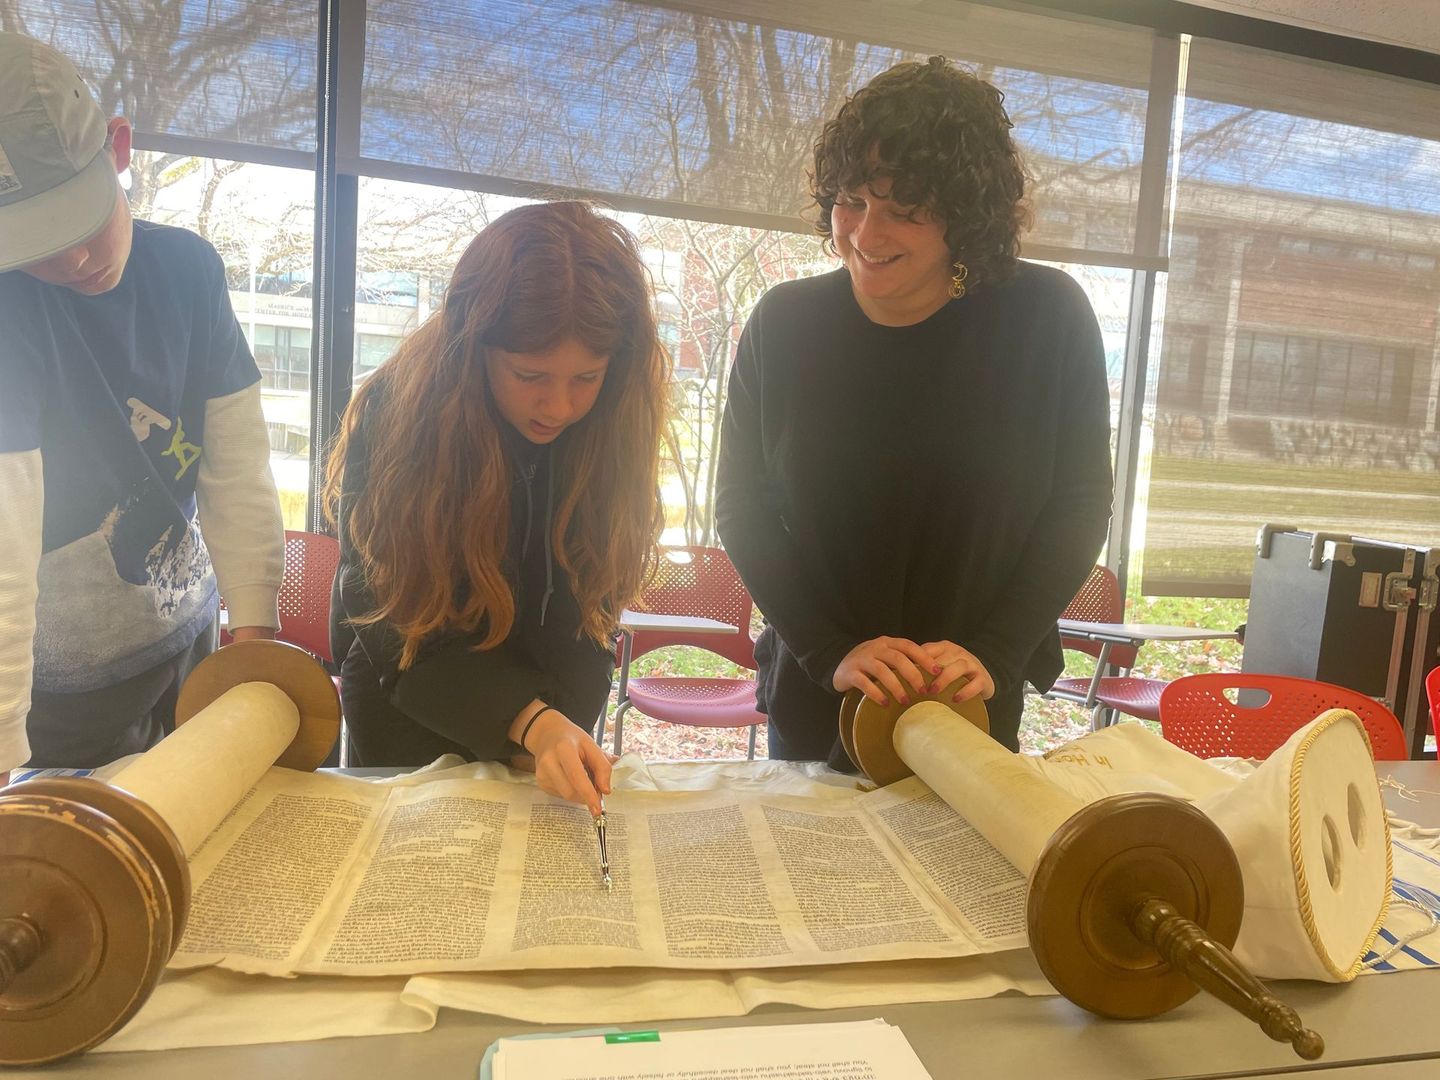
[326,201,668,813]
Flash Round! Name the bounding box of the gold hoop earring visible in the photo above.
[949,260,969,300]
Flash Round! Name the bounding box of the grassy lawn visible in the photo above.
[1148,455,1440,549]
[1138,546,1255,589]
[1151,455,1440,498]
[1145,454,1440,593]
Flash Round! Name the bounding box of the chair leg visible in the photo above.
[594,704,607,748]
[1090,703,1108,732]
[613,702,631,756]
[746,724,757,761]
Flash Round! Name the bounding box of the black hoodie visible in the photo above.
[329,388,615,766]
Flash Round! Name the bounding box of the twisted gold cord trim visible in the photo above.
[1286,709,1393,982]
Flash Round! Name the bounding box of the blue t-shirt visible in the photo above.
[0,220,261,692]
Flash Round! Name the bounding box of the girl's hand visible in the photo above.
[522,709,612,816]
[832,636,935,706]
[920,641,995,703]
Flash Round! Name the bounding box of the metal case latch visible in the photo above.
[1384,573,1417,612]
[1418,549,1439,613]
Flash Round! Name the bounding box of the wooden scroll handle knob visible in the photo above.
[0,916,42,994]
[1133,897,1324,1061]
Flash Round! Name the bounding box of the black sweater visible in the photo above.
[715,264,1112,761]
[330,391,614,766]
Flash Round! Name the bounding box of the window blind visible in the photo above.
[1145,38,1440,596]
[2,0,316,156]
[357,0,1155,259]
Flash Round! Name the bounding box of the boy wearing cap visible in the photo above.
[0,32,284,782]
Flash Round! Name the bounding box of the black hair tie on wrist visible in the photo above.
[520,706,558,751]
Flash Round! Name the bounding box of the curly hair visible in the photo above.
[811,56,1032,288]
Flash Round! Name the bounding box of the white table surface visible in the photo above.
[1058,619,1241,644]
[617,609,739,634]
[21,764,1440,1080]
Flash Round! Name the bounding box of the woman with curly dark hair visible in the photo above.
[716,57,1113,764]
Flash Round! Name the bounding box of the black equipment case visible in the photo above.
[1243,526,1440,758]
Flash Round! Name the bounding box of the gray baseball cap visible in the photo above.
[0,32,118,273]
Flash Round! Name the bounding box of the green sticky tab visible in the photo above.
[604,1031,660,1044]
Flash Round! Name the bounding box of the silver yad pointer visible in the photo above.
[595,800,611,892]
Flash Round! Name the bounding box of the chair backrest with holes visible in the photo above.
[626,547,757,670]
[1059,565,1138,669]
[1159,672,1406,760]
[276,529,341,663]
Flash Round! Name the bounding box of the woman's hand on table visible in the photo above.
[832,636,936,706]
[520,708,612,816]
[920,641,994,703]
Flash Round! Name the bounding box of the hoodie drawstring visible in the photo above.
[521,461,535,561]
[540,450,555,626]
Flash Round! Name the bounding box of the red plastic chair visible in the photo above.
[1427,665,1440,748]
[275,529,341,664]
[1047,565,1166,726]
[220,529,340,664]
[606,547,763,759]
[1159,672,1407,760]
[217,529,343,764]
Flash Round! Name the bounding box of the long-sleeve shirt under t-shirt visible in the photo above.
[0,220,283,771]
[716,263,1113,761]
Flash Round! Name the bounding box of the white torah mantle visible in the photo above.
[1200,711,1391,980]
[1026,711,1391,982]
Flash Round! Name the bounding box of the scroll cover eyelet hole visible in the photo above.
[1321,815,1342,891]
[1347,783,1366,850]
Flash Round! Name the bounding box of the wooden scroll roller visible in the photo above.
[841,685,1325,1061]
[0,640,340,1066]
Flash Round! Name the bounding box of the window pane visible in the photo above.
[353,178,530,386]
[1144,40,1440,597]
[360,0,1152,256]
[355,176,1139,553]
[8,1,316,153]
[142,153,316,529]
